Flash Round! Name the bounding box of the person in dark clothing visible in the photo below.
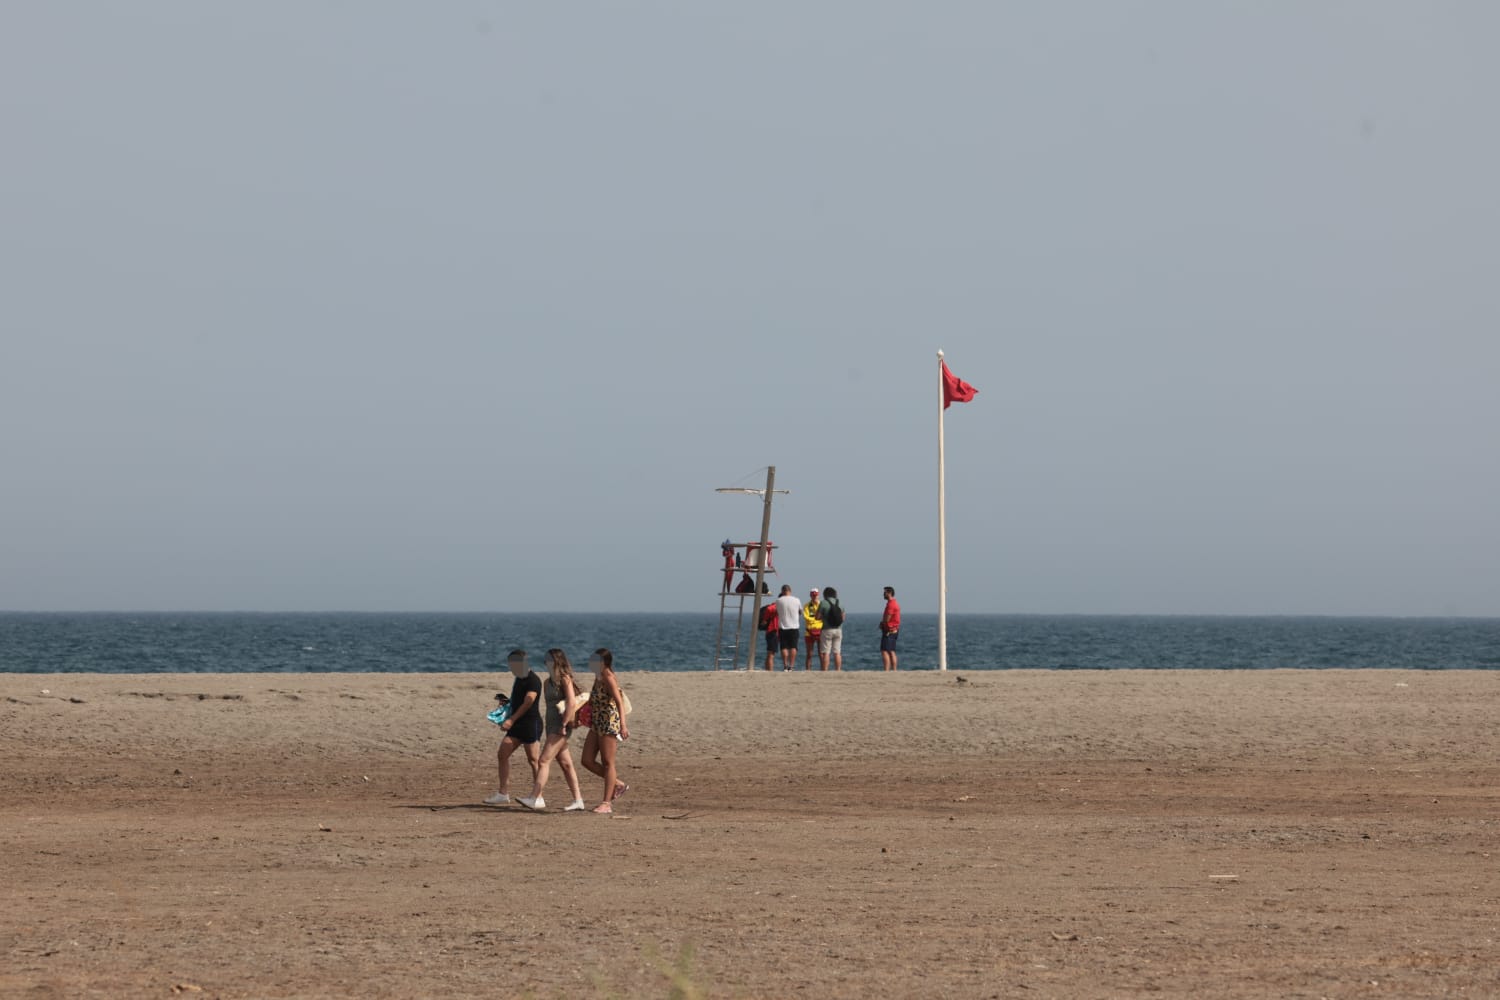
[484,649,543,805]
[818,586,845,671]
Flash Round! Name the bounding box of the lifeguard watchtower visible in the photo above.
[713,467,788,670]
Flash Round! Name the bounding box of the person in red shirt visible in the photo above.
[758,600,780,671]
[879,586,901,671]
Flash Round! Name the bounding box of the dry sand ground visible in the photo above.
[3,669,1499,999]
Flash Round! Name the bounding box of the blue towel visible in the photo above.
[487,703,512,726]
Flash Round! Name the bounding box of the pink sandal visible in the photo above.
[611,782,629,801]
[592,803,612,814]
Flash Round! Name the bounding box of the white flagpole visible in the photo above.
[937,349,948,672]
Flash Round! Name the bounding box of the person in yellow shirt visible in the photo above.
[801,588,824,671]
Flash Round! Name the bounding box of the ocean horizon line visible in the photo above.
[6,613,1497,673]
[2,609,1497,621]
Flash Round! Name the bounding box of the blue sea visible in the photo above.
[2,612,1498,673]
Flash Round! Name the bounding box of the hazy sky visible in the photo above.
[4,3,1497,615]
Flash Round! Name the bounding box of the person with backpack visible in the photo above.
[758,599,780,671]
[818,586,845,671]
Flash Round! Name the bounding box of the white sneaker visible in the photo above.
[483,792,510,805]
[563,799,587,812]
[518,796,545,811]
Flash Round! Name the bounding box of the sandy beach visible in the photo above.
[3,668,1498,998]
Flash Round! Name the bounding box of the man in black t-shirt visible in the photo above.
[484,649,544,805]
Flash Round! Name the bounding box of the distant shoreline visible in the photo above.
[4,609,1497,619]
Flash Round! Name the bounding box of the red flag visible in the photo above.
[941,360,978,409]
